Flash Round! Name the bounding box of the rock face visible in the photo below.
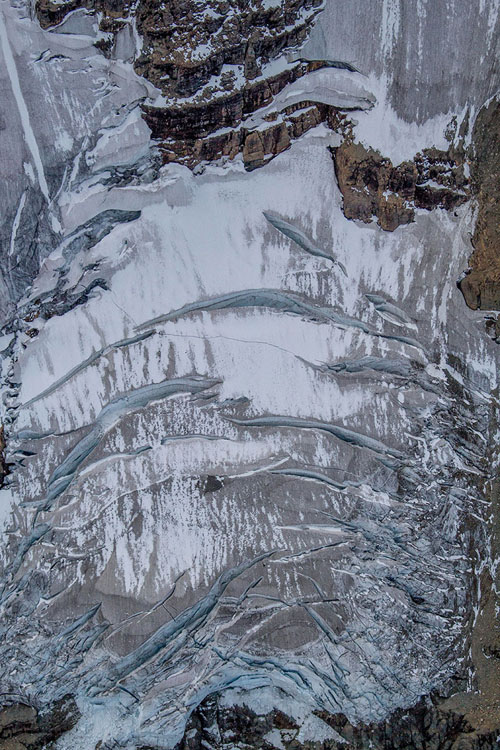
[458,98,500,310]
[0,1,499,750]
[35,0,345,170]
[36,0,322,98]
[34,1,378,172]
[141,63,346,168]
[0,425,9,487]
[300,0,500,124]
[0,696,79,750]
[332,140,469,232]
[177,695,500,750]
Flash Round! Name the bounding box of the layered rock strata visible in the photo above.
[35,0,338,169]
[142,63,363,169]
[34,0,384,174]
[177,694,500,750]
[35,0,323,100]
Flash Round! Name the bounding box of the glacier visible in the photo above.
[0,1,499,748]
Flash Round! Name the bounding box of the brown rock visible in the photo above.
[35,1,336,173]
[244,36,261,80]
[176,694,500,750]
[242,131,265,169]
[331,139,468,232]
[288,105,322,138]
[378,193,414,232]
[332,141,392,225]
[161,100,333,170]
[458,98,500,310]
[241,121,291,169]
[142,61,315,142]
[36,0,322,99]
[0,696,79,750]
[261,120,291,156]
[388,160,418,198]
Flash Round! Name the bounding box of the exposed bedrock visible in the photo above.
[458,98,500,312]
[35,0,323,98]
[331,139,469,232]
[177,694,500,750]
[0,695,79,750]
[142,64,346,168]
[34,0,370,171]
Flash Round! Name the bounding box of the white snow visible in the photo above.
[0,2,50,202]
[263,729,286,749]
[86,106,151,171]
[0,487,14,543]
[352,73,457,164]
[296,714,345,743]
[1,3,498,747]
[9,190,26,257]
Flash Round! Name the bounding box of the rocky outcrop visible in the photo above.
[0,695,79,750]
[142,60,330,167]
[151,99,344,170]
[0,425,9,487]
[36,0,322,97]
[331,140,469,231]
[175,694,500,750]
[458,99,500,311]
[133,0,322,98]
[35,1,370,171]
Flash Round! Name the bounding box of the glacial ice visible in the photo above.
[0,1,498,747]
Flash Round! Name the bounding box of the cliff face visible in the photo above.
[331,140,469,232]
[177,695,500,750]
[35,0,338,169]
[0,1,499,750]
[458,99,500,312]
[36,0,322,98]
